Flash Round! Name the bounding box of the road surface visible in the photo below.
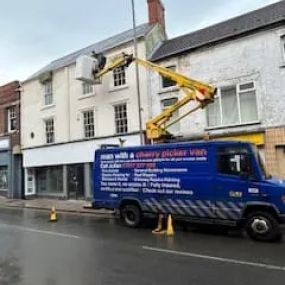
[0,207,284,285]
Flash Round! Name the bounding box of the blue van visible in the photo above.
[93,141,285,241]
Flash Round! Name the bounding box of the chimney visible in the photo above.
[147,0,165,29]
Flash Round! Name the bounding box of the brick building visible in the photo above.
[0,81,23,198]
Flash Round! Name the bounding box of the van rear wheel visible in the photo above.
[245,211,281,242]
[121,204,142,228]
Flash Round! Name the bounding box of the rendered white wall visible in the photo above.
[149,27,285,138]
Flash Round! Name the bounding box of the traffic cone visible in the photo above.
[49,206,57,222]
[152,214,165,234]
[166,214,174,236]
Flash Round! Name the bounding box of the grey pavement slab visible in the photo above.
[0,197,113,215]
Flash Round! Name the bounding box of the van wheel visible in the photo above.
[121,204,142,228]
[245,211,281,242]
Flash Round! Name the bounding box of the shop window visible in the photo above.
[0,166,8,191]
[36,166,63,194]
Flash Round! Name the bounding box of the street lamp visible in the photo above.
[131,0,144,145]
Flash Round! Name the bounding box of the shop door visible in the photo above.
[67,164,85,199]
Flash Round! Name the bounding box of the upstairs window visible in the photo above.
[281,35,285,61]
[161,66,176,88]
[114,103,128,134]
[207,82,258,127]
[7,106,16,132]
[82,82,93,95]
[113,66,126,87]
[43,81,53,105]
[45,118,54,144]
[161,97,179,133]
[83,110,95,138]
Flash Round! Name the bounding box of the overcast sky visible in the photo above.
[0,0,280,85]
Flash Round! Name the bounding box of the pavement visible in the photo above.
[0,207,285,285]
[0,196,113,216]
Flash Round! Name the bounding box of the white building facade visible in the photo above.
[21,0,166,199]
[149,2,285,177]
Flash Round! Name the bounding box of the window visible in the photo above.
[0,166,8,191]
[27,169,34,194]
[114,103,128,134]
[43,81,53,105]
[7,106,16,132]
[45,118,54,144]
[281,35,285,61]
[217,147,252,176]
[161,98,179,133]
[83,110,95,138]
[113,66,126,87]
[161,66,176,88]
[36,166,63,194]
[207,82,258,127]
[82,82,93,95]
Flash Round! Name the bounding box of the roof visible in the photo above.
[151,1,285,61]
[27,23,153,81]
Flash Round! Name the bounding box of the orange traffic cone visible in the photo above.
[166,214,174,236]
[49,206,57,222]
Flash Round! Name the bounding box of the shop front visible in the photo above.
[0,137,22,198]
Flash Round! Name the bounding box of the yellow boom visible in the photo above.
[93,52,216,141]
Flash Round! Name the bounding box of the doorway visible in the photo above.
[276,146,285,178]
[67,164,85,199]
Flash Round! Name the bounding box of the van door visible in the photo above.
[158,145,215,219]
[214,145,251,221]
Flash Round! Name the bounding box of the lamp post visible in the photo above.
[131,0,144,145]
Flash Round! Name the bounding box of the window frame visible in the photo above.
[0,166,8,191]
[206,81,259,128]
[161,65,177,89]
[7,105,17,133]
[280,35,285,63]
[113,66,126,87]
[43,80,53,106]
[161,97,180,133]
[82,82,94,95]
[114,103,128,135]
[44,118,55,144]
[83,109,95,138]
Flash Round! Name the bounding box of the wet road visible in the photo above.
[0,207,285,285]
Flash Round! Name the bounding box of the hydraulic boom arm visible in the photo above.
[92,52,216,141]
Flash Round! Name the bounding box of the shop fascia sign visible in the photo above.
[0,138,10,150]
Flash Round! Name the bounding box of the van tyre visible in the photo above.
[121,204,142,228]
[245,211,281,242]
